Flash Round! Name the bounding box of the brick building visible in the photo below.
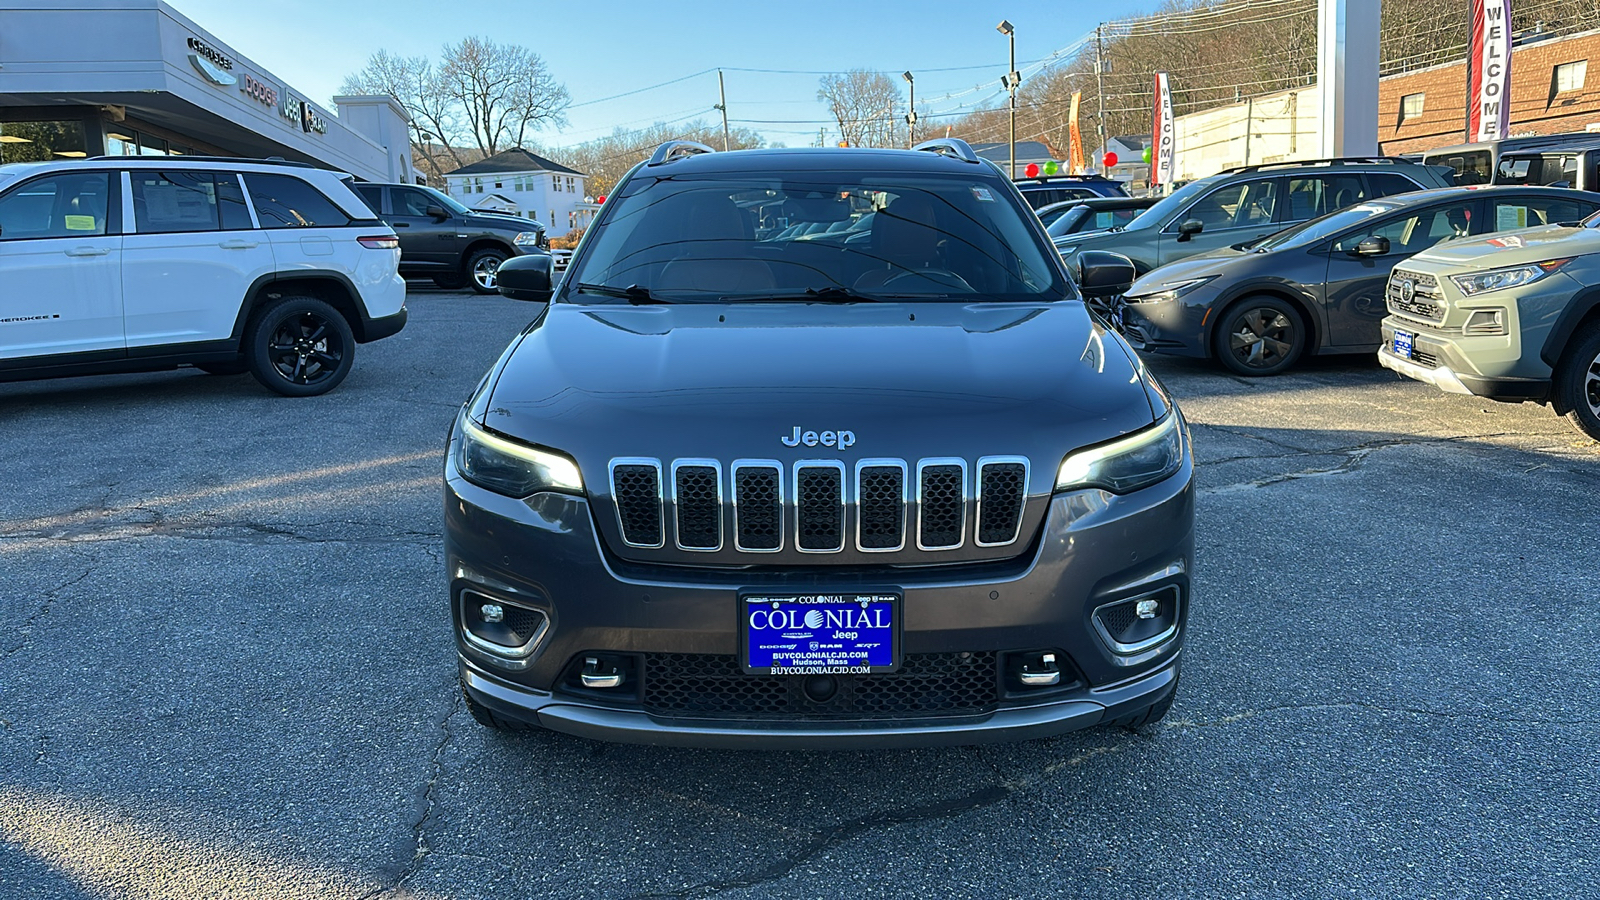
[1379,29,1600,155]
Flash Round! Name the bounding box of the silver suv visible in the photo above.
[0,156,406,396]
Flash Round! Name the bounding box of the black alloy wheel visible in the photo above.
[245,296,355,397]
[1214,296,1306,377]
[1557,323,1600,442]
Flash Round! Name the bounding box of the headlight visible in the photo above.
[1450,259,1571,295]
[456,412,582,497]
[1056,413,1185,494]
[513,231,542,246]
[1124,276,1216,304]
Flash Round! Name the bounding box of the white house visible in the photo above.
[442,148,598,234]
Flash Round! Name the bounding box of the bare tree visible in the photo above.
[340,50,467,176]
[439,37,570,158]
[560,120,765,200]
[818,70,904,148]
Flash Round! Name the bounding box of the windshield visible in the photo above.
[1120,177,1220,231]
[563,171,1065,302]
[1251,202,1393,252]
[423,186,472,216]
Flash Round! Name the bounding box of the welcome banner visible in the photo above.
[1466,0,1513,141]
[1151,73,1176,185]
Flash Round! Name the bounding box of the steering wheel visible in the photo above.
[881,268,974,291]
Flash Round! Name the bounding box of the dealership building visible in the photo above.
[0,0,417,183]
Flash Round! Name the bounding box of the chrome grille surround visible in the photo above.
[975,456,1031,547]
[793,460,847,553]
[671,459,723,552]
[608,458,665,549]
[854,459,909,553]
[730,459,784,553]
[915,458,969,551]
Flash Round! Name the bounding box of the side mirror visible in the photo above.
[425,204,449,220]
[1353,235,1390,256]
[1076,250,1137,299]
[496,253,554,303]
[1175,219,1204,242]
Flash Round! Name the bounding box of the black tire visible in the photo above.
[195,361,248,376]
[465,247,509,294]
[433,274,466,290]
[1213,295,1307,376]
[1107,677,1177,731]
[1556,322,1600,442]
[461,679,532,732]
[244,296,355,397]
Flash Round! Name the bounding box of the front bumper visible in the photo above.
[462,656,1179,749]
[1378,317,1549,403]
[1119,299,1209,358]
[444,441,1193,748]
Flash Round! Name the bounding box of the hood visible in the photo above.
[466,212,544,232]
[1125,248,1248,296]
[1409,224,1596,271]
[481,301,1160,494]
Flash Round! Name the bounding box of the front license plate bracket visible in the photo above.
[739,592,901,675]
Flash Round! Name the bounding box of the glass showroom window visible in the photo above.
[1555,61,1587,94]
[0,120,89,163]
[1400,93,1425,123]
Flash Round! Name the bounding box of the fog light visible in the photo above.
[1136,598,1160,619]
[459,590,548,668]
[481,602,505,623]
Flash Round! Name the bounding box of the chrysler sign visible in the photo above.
[187,37,236,87]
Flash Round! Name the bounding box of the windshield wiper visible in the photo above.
[721,286,882,303]
[575,282,670,305]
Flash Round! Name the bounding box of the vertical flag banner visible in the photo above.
[1466,0,1513,141]
[1068,91,1086,175]
[1152,73,1176,185]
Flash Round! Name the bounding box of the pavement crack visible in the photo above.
[375,690,461,898]
[627,783,1012,900]
[1197,430,1530,493]
[1,567,91,663]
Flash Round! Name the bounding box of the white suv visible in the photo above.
[0,157,406,396]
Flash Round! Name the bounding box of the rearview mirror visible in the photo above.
[425,204,449,220]
[1352,235,1390,257]
[1076,250,1137,299]
[496,253,554,303]
[1175,219,1204,242]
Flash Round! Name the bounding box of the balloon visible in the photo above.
[1043,161,1059,175]
[1142,147,1152,164]
[596,195,606,204]
[1102,152,1118,169]
[1024,163,1040,178]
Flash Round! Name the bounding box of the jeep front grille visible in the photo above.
[609,460,664,548]
[672,461,722,551]
[608,456,1031,556]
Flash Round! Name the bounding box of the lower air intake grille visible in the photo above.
[977,461,1027,546]
[673,464,721,550]
[857,465,906,550]
[795,465,844,551]
[642,652,1000,719]
[918,463,966,549]
[611,463,662,547]
[733,465,781,551]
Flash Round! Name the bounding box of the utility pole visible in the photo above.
[903,71,916,148]
[998,20,1018,178]
[1094,24,1108,173]
[716,69,731,152]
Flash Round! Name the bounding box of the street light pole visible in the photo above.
[716,69,731,152]
[1094,25,1108,174]
[903,71,916,149]
[997,20,1017,179]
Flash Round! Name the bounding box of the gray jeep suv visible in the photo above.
[444,139,1192,748]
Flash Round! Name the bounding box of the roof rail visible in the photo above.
[647,140,715,166]
[85,155,318,169]
[1218,156,1416,175]
[912,138,982,163]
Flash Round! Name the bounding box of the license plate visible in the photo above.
[1393,331,1414,359]
[740,592,899,674]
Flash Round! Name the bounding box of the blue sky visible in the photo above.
[169,0,1157,151]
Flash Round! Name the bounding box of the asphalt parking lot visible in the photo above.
[2,288,1598,900]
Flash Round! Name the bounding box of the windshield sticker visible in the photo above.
[1495,206,1528,232]
[971,186,995,202]
[63,215,98,231]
